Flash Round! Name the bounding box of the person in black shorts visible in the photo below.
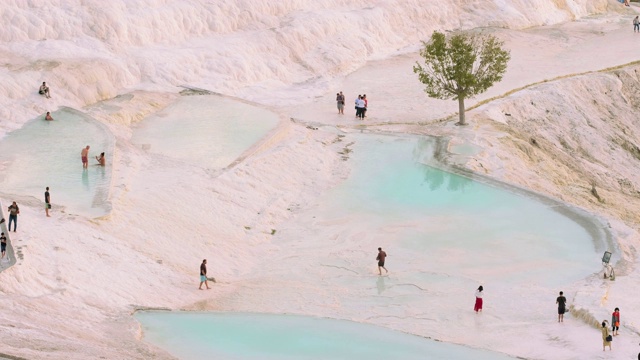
[45,187,51,217]
[556,291,567,322]
[1,232,7,259]
[376,247,388,275]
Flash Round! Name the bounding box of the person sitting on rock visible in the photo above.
[39,82,51,98]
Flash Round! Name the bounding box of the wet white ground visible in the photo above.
[0,1,639,359]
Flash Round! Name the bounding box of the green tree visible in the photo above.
[413,31,510,125]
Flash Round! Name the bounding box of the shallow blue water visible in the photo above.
[0,108,113,217]
[131,95,279,170]
[136,134,602,359]
[136,312,515,360]
[317,134,599,286]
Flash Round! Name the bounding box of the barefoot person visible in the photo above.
[39,82,51,98]
[95,152,105,166]
[45,187,51,217]
[7,201,19,232]
[0,232,6,259]
[474,286,484,313]
[602,321,612,351]
[81,145,90,169]
[336,91,345,114]
[556,291,567,322]
[376,247,388,275]
[45,112,54,121]
[611,308,620,336]
[199,259,210,290]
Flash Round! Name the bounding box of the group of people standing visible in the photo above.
[81,145,105,168]
[556,290,622,352]
[601,307,621,351]
[335,92,368,119]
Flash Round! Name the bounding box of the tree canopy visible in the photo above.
[413,31,510,125]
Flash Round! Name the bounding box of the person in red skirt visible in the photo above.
[474,285,484,313]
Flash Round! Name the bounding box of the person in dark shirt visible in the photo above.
[45,187,51,217]
[556,291,567,322]
[199,259,210,290]
[376,247,388,275]
[1,232,7,259]
[7,201,19,232]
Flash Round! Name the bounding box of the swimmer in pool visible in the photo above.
[95,152,105,166]
[45,112,54,121]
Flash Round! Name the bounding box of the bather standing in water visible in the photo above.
[45,112,54,121]
[81,145,90,169]
[95,152,105,166]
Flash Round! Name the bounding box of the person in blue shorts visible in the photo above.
[199,259,210,290]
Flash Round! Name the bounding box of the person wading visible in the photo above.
[376,247,388,275]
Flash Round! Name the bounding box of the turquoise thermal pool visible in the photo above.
[304,134,602,286]
[135,134,604,359]
[131,95,280,170]
[136,312,515,360]
[0,108,113,217]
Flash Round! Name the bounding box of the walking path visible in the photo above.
[284,12,640,127]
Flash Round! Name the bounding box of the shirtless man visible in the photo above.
[376,247,388,275]
[81,145,90,169]
[45,112,54,121]
[39,82,51,98]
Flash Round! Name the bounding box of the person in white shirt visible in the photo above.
[474,285,483,312]
[355,96,366,119]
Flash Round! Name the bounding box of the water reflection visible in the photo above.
[376,275,386,294]
[82,169,89,190]
[421,167,471,192]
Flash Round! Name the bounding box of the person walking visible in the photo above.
[634,16,639,33]
[0,232,6,259]
[556,291,567,322]
[602,320,612,351]
[474,286,484,313]
[356,96,366,120]
[81,145,90,169]
[376,247,388,275]
[45,187,51,217]
[199,259,210,290]
[336,92,345,114]
[7,201,19,232]
[611,308,620,336]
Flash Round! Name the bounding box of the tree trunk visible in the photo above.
[457,96,466,125]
